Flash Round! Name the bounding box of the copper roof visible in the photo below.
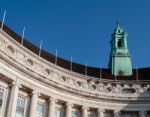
[0,22,150,81]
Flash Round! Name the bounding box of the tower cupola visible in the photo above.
[108,22,132,76]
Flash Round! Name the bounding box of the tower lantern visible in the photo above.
[108,22,132,76]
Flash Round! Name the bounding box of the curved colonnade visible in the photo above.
[0,28,150,117]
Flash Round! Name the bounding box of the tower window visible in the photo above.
[118,40,122,48]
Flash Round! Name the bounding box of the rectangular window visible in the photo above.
[0,88,4,106]
[88,113,95,117]
[15,96,25,117]
[36,103,45,117]
[72,112,78,117]
[55,109,61,117]
[0,88,4,99]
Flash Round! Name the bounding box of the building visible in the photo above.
[0,21,150,117]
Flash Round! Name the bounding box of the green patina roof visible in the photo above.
[108,22,132,76]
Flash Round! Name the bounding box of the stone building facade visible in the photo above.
[0,22,150,117]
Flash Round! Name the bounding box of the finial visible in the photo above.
[116,20,120,27]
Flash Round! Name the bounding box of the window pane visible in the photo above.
[72,112,78,117]
[55,109,61,117]
[88,114,95,117]
[16,107,24,117]
[0,88,4,99]
[15,97,25,117]
[17,97,25,108]
[36,103,45,117]
[0,88,4,106]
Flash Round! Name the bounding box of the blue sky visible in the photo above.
[1,0,150,68]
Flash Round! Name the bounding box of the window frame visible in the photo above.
[36,102,45,117]
[15,95,27,117]
[72,111,78,117]
[55,107,62,117]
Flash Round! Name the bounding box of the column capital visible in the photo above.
[9,81,22,88]
[98,108,105,112]
[139,111,146,115]
[139,111,146,113]
[66,102,73,107]
[114,110,120,114]
[81,106,89,110]
[30,91,40,96]
[49,97,57,102]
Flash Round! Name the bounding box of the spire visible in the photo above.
[108,22,132,76]
[116,20,120,27]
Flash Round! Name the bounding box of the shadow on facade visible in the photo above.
[113,82,150,117]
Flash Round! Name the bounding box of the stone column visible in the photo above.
[48,97,56,117]
[7,82,21,117]
[98,109,104,117]
[114,110,120,117]
[82,106,88,117]
[66,103,72,117]
[139,111,145,117]
[29,91,39,117]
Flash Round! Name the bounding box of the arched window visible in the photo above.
[118,40,122,48]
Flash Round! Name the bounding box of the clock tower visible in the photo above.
[108,22,132,76]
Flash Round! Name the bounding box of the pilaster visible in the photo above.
[98,109,105,117]
[82,106,88,117]
[48,97,57,117]
[114,110,120,117]
[66,102,72,117]
[139,111,146,117]
[29,91,40,117]
[7,82,22,117]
